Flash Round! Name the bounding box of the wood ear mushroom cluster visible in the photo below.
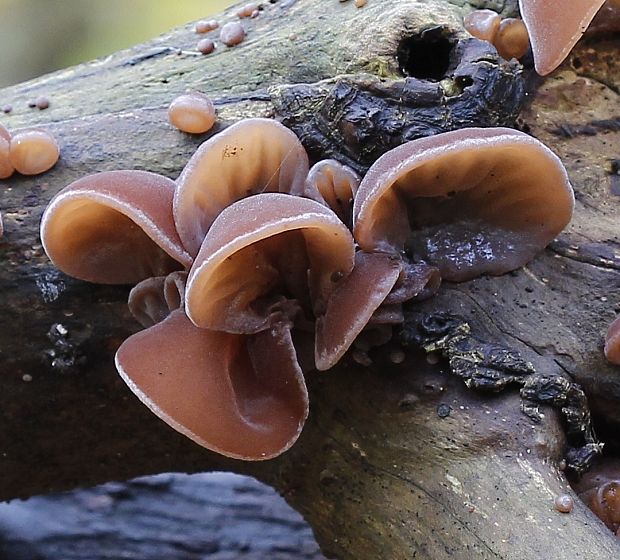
[40,118,574,460]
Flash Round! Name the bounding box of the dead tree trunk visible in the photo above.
[0,0,619,558]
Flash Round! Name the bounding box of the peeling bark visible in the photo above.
[0,0,619,558]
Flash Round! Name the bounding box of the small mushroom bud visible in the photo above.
[195,19,218,33]
[306,159,360,229]
[220,22,246,46]
[238,3,259,18]
[463,9,501,43]
[168,92,216,134]
[196,38,216,55]
[494,18,530,61]
[605,316,620,365]
[0,123,14,180]
[9,129,59,175]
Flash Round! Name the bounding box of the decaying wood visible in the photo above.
[0,0,618,558]
[0,473,325,560]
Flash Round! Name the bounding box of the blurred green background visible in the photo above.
[0,0,234,87]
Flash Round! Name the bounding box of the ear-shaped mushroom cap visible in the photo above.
[174,118,310,256]
[605,316,620,365]
[116,310,308,460]
[186,193,355,334]
[353,127,574,282]
[519,0,606,75]
[306,159,360,229]
[41,170,192,284]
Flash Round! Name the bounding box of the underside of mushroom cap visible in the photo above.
[519,0,607,75]
[174,118,310,256]
[41,170,192,284]
[353,127,574,282]
[186,193,355,334]
[115,309,309,460]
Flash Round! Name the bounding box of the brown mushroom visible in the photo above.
[219,22,246,46]
[120,267,308,460]
[494,18,530,61]
[315,252,401,370]
[41,170,192,284]
[306,159,360,228]
[9,129,59,175]
[174,118,309,256]
[185,193,355,337]
[128,276,170,328]
[463,9,501,43]
[519,0,607,75]
[195,19,219,33]
[116,307,309,460]
[605,316,620,365]
[353,127,574,282]
[168,92,216,134]
[0,123,13,180]
[574,459,620,533]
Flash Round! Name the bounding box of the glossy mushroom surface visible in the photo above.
[174,118,309,256]
[605,316,620,365]
[9,129,59,175]
[519,0,607,75]
[185,193,355,335]
[315,251,401,370]
[353,127,574,282]
[0,123,13,179]
[307,159,360,228]
[463,9,501,43]
[41,170,191,284]
[494,18,530,61]
[116,309,309,460]
[168,92,216,134]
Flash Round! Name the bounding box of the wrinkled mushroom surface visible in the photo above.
[41,170,191,284]
[519,0,607,75]
[174,118,309,256]
[185,193,355,335]
[353,127,574,282]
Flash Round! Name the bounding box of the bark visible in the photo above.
[0,0,619,558]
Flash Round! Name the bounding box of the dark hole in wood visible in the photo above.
[397,29,454,81]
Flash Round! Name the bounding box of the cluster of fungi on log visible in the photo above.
[41,116,575,460]
[0,0,615,547]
